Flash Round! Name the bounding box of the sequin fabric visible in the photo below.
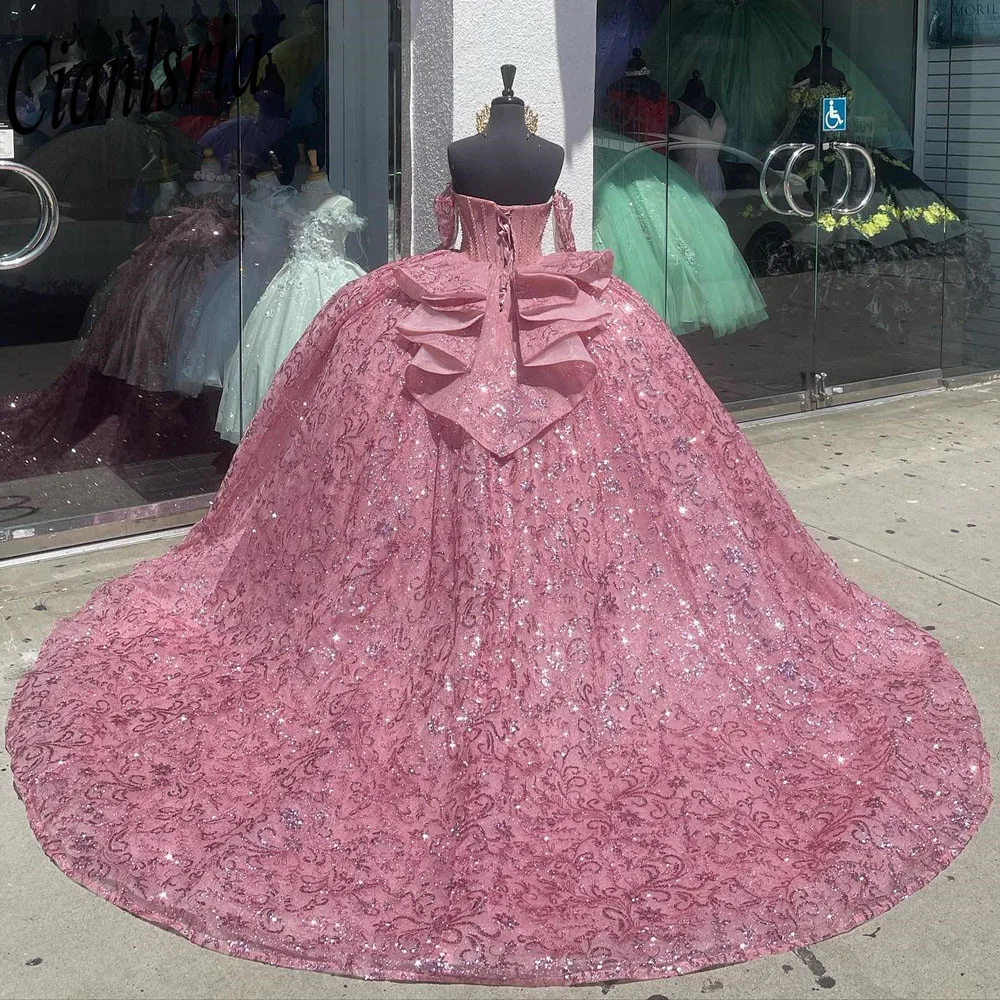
[6,187,991,987]
[77,197,240,392]
[398,190,612,456]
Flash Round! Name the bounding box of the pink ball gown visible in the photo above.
[0,197,240,480]
[5,184,991,986]
[79,198,240,392]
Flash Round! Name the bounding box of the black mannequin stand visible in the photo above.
[448,65,564,206]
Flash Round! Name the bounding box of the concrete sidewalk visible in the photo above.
[2,384,998,1000]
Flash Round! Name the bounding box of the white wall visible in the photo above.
[406,0,597,253]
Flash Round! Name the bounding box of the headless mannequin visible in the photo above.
[448,65,564,206]
[679,70,716,120]
[603,49,679,137]
[611,48,666,102]
[186,147,236,198]
[299,148,336,211]
[793,29,846,88]
[153,157,181,213]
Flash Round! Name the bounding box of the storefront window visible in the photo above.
[0,0,401,554]
[593,0,1000,416]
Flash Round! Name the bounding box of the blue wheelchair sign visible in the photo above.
[823,97,848,132]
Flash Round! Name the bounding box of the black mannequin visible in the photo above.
[448,64,564,206]
[679,70,716,120]
[158,5,181,57]
[603,48,679,138]
[610,48,665,102]
[793,28,846,87]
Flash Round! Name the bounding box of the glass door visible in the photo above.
[593,0,825,416]
[807,0,968,405]
[1,0,400,556]
[928,0,1000,378]
[592,0,1000,417]
[0,0,248,551]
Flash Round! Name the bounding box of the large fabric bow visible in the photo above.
[393,250,614,457]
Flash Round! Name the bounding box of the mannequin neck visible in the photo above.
[796,45,844,86]
[485,101,527,138]
[816,45,837,69]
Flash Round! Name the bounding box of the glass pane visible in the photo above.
[0,0,400,552]
[811,0,960,390]
[592,0,821,411]
[219,0,396,444]
[0,3,244,546]
[928,1,1000,376]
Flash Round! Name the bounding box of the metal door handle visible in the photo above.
[826,142,877,216]
[783,144,818,218]
[0,162,60,270]
[760,142,813,217]
[826,143,853,212]
[760,141,877,221]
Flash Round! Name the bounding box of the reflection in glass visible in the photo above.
[0,0,400,551]
[216,160,367,441]
[592,0,999,409]
[592,41,767,340]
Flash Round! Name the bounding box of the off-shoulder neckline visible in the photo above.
[450,189,556,210]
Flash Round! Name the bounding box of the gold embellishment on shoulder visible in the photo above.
[788,84,854,108]
[475,105,539,134]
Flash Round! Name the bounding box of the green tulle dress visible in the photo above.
[644,0,913,157]
[593,132,768,337]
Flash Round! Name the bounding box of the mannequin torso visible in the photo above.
[680,72,716,121]
[448,101,564,206]
[794,31,847,89]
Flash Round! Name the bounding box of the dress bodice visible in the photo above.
[673,102,728,205]
[289,197,365,264]
[674,101,727,146]
[455,193,551,265]
[149,199,238,247]
[776,79,854,144]
[602,83,674,143]
[436,187,578,264]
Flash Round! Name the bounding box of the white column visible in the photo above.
[405,0,597,254]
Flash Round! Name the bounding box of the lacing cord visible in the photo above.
[497,207,515,305]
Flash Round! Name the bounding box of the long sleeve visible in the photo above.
[434,184,458,249]
[552,190,577,252]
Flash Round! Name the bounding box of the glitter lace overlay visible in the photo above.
[77,198,240,392]
[6,188,991,987]
[214,196,367,443]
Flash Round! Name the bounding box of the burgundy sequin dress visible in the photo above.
[5,185,991,986]
[78,198,240,392]
[0,198,238,479]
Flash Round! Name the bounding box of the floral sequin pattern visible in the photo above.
[75,199,240,392]
[5,186,992,988]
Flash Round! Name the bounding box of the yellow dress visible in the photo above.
[266,3,324,111]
